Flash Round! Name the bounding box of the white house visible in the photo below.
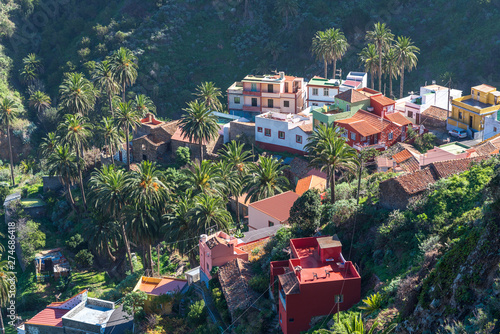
[306,76,341,107]
[247,191,299,230]
[255,110,313,155]
[339,72,368,92]
[395,84,462,124]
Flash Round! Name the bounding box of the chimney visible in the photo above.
[279,71,284,80]
[147,113,152,122]
[200,234,208,243]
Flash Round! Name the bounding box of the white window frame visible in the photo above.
[323,88,329,96]
[312,88,318,96]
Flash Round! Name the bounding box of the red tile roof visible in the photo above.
[336,89,370,103]
[336,110,390,136]
[25,307,69,327]
[299,123,313,133]
[429,156,488,179]
[392,167,437,194]
[422,106,448,121]
[248,191,299,222]
[385,112,413,126]
[392,149,414,164]
[399,157,420,173]
[295,175,327,196]
[342,80,362,89]
[137,277,187,296]
[171,128,211,145]
[371,94,396,106]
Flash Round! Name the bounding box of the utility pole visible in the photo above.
[336,69,342,82]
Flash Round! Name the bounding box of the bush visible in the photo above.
[176,146,191,166]
[358,291,384,315]
[289,189,322,237]
[0,184,9,204]
[18,219,46,261]
[187,300,207,326]
[0,169,11,182]
[75,250,94,269]
[66,234,85,251]
[248,275,268,293]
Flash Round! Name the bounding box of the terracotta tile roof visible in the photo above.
[474,132,500,147]
[248,191,299,222]
[371,94,396,106]
[473,142,498,156]
[171,128,210,145]
[299,123,313,133]
[25,307,69,327]
[339,119,380,137]
[391,167,437,194]
[278,271,300,295]
[422,106,448,121]
[429,156,488,179]
[376,155,394,169]
[218,258,256,318]
[336,110,390,136]
[206,236,227,249]
[295,175,327,196]
[336,89,370,103]
[392,149,414,163]
[137,277,187,296]
[399,157,420,173]
[385,112,413,126]
[472,84,496,93]
[396,142,421,156]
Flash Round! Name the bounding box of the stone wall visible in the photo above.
[42,176,63,193]
[87,297,114,309]
[171,134,221,162]
[228,121,255,145]
[378,178,422,210]
[0,130,31,163]
[132,137,169,163]
[25,324,65,334]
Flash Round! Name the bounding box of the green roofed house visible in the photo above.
[306,76,341,108]
[311,105,357,128]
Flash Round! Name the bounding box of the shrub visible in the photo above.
[18,219,46,261]
[0,184,9,204]
[358,291,384,315]
[75,250,94,268]
[248,275,268,293]
[176,146,191,166]
[66,234,85,251]
[187,300,207,326]
[0,169,11,182]
[289,189,322,237]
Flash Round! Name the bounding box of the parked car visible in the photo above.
[449,129,467,139]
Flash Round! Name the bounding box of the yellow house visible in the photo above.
[133,276,188,315]
[447,84,500,140]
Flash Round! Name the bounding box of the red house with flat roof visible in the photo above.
[270,236,361,334]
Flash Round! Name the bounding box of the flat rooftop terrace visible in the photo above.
[67,304,113,326]
[459,98,493,109]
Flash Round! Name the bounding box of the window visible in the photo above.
[251,83,257,91]
[252,98,257,107]
[284,100,290,108]
[341,131,347,138]
[257,127,263,133]
[268,99,274,108]
[268,221,274,227]
[278,131,285,139]
[388,132,393,140]
[265,128,271,137]
[335,295,344,303]
[361,136,366,141]
[323,88,329,96]
[350,132,356,141]
[268,84,273,93]
[312,88,318,96]
[312,103,318,106]
[459,111,463,120]
[296,135,302,143]
[346,104,351,111]
[234,96,240,104]
[388,105,394,112]
[289,318,294,323]
[408,111,413,118]
[142,144,146,150]
[207,263,210,271]
[285,82,289,93]
[495,127,498,132]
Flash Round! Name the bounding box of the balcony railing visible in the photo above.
[242,105,261,112]
[353,142,387,151]
[243,91,261,96]
[261,92,281,98]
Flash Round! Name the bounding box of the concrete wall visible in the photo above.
[228,121,255,145]
[248,206,281,230]
[25,324,65,334]
[307,86,338,105]
[87,297,114,309]
[255,117,309,153]
[228,92,243,110]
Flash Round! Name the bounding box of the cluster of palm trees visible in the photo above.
[312,28,350,80]
[360,22,420,99]
[86,141,289,272]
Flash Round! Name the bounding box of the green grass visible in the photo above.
[20,198,45,208]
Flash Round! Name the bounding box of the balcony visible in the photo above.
[243,90,261,96]
[262,92,281,98]
[243,105,261,112]
[353,142,386,151]
[262,106,281,113]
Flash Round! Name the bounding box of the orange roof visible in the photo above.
[336,89,370,103]
[138,277,187,296]
[472,84,496,93]
[371,94,396,106]
[171,128,210,145]
[25,308,69,327]
[385,112,413,126]
[336,110,390,136]
[422,106,448,121]
[299,123,313,133]
[392,149,414,163]
[249,191,299,222]
[295,175,327,196]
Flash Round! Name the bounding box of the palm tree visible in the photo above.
[59,72,97,116]
[309,132,358,204]
[359,43,379,90]
[312,30,330,79]
[305,123,337,188]
[46,145,78,210]
[114,101,141,170]
[20,53,42,85]
[125,161,168,271]
[132,94,156,117]
[395,36,420,98]
[219,140,253,223]
[0,261,12,334]
[28,90,51,114]
[89,165,134,272]
[110,47,138,102]
[178,100,220,163]
[0,97,19,186]
[194,82,223,112]
[243,156,289,203]
[276,0,298,29]
[92,60,121,116]
[97,117,123,166]
[58,114,92,209]
[85,215,121,262]
[340,313,396,334]
[325,28,349,80]
[383,45,399,99]
[39,132,60,157]
[183,160,223,196]
[366,22,394,92]
[215,160,239,204]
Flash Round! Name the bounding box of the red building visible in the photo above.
[370,94,396,118]
[335,110,413,151]
[270,236,361,334]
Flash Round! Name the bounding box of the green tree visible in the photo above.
[0,97,19,186]
[305,123,337,188]
[179,100,220,164]
[194,82,224,112]
[28,90,51,114]
[183,160,223,196]
[39,132,60,157]
[0,261,13,334]
[122,291,148,317]
[359,43,378,90]
[243,156,289,202]
[114,101,141,170]
[312,30,331,79]
[359,292,384,315]
[59,72,97,116]
[97,117,123,166]
[276,0,298,29]
[46,145,78,209]
[187,300,207,326]
[88,165,134,272]
[110,47,138,101]
[365,22,394,92]
[92,60,121,116]
[85,214,120,262]
[59,114,92,210]
[394,36,420,98]
[382,46,399,99]
[132,94,156,117]
[326,28,349,79]
[18,220,46,261]
[289,189,322,236]
[20,53,42,85]
[175,146,191,166]
[74,249,94,268]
